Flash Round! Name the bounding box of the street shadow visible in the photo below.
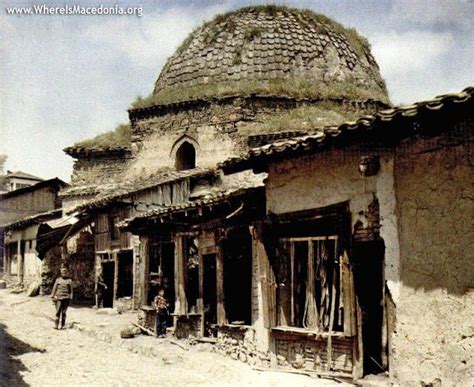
[0,322,46,386]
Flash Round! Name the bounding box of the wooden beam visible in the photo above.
[353,299,364,379]
[17,240,23,284]
[138,235,149,307]
[341,250,356,336]
[198,234,204,336]
[113,252,119,303]
[215,237,227,325]
[174,235,186,314]
[253,223,276,328]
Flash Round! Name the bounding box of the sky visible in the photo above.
[0,0,473,181]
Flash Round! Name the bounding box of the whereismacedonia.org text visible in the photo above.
[5,4,143,17]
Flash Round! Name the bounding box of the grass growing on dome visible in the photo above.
[131,77,389,109]
[73,123,131,148]
[238,102,373,136]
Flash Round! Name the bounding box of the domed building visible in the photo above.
[125,6,389,177]
[63,6,389,199]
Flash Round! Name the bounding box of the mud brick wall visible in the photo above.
[273,332,354,374]
[391,119,474,386]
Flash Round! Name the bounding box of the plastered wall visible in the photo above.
[391,128,473,386]
[265,146,401,301]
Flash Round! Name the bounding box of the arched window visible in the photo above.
[175,141,196,171]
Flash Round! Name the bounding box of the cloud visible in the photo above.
[372,31,454,77]
[371,30,473,104]
[389,0,473,29]
[1,0,473,179]
[83,4,228,71]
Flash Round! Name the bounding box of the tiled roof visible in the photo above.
[221,86,474,173]
[120,176,264,229]
[151,6,387,104]
[67,168,217,214]
[4,208,62,230]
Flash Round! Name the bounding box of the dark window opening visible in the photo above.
[117,250,133,298]
[278,236,342,331]
[223,228,252,325]
[175,142,196,171]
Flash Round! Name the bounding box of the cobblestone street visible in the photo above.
[0,290,342,387]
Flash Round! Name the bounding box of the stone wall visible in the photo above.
[215,326,270,367]
[391,123,473,386]
[128,97,379,177]
[69,154,131,187]
[129,98,295,175]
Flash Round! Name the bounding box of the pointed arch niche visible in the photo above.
[171,135,199,171]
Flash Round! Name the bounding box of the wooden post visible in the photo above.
[17,240,23,284]
[198,235,205,336]
[4,243,9,274]
[215,234,227,325]
[138,235,149,307]
[341,250,356,336]
[174,234,186,315]
[113,252,119,303]
[353,299,364,379]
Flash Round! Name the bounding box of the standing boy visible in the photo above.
[51,267,73,329]
[153,287,169,338]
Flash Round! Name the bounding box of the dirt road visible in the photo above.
[0,291,343,387]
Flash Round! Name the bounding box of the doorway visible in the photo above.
[102,261,115,308]
[223,228,252,325]
[117,250,133,298]
[203,253,217,335]
[352,239,386,375]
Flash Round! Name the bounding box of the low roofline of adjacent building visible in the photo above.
[6,170,44,181]
[3,208,62,231]
[0,178,69,200]
[120,184,265,232]
[220,86,474,174]
[65,167,219,215]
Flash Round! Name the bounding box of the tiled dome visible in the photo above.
[152,6,388,104]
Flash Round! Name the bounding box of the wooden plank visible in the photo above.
[252,226,264,326]
[175,235,186,315]
[113,252,119,302]
[353,300,364,379]
[341,250,356,336]
[215,237,227,325]
[139,235,149,307]
[198,236,204,337]
[326,261,337,370]
[290,242,294,326]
